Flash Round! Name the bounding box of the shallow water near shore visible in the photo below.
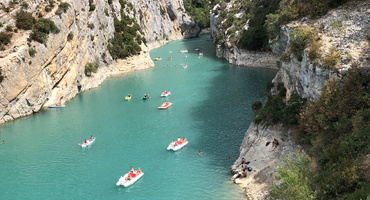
[0,34,276,199]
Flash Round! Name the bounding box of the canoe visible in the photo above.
[79,137,96,148]
[116,172,144,187]
[161,91,171,97]
[125,96,132,101]
[158,102,172,109]
[49,105,65,108]
[167,140,188,151]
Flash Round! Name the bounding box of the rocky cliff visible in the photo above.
[0,0,200,124]
[230,0,370,199]
[209,1,279,68]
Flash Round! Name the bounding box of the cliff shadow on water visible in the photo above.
[179,34,277,169]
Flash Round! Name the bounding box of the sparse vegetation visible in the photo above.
[323,47,341,69]
[28,48,37,57]
[183,0,210,29]
[252,82,306,126]
[87,23,94,29]
[293,68,370,199]
[5,25,13,32]
[289,27,313,61]
[30,18,60,44]
[15,10,36,30]
[107,0,143,60]
[84,62,98,76]
[89,0,96,11]
[0,68,4,83]
[67,32,74,41]
[0,32,13,48]
[55,2,70,16]
[270,154,316,200]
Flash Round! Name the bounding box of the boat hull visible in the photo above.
[80,138,95,148]
[116,172,144,187]
[167,141,188,151]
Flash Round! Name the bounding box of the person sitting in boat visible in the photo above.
[144,93,149,98]
[82,139,88,145]
[89,136,94,141]
[128,94,131,97]
[129,167,135,173]
[182,137,187,143]
[136,168,142,175]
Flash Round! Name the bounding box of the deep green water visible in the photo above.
[0,34,276,199]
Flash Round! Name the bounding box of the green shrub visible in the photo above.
[183,0,210,29]
[55,2,70,16]
[84,62,98,76]
[253,83,306,126]
[89,0,96,11]
[289,27,313,61]
[87,23,94,29]
[67,32,73,41]
[295,68,370,198]
[15,10,36,30]
[238,0,280,50]
[45,5,52,12]
[28,48,37,57]
[323,47,341,69]
[270,154,316,200]
[0,32,13,47]
[21,2,29,9]
[30,18,60,43]
[252,101,263,113]
[0,69,4,83]
[5,25,13,32]
[108,8,143,59]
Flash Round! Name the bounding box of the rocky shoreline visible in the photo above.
[230,123,303,199]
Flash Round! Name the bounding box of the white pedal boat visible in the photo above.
[167,141,188,151]
[116,172,144,187]
[79,137,95,148]
[161,91,171,97]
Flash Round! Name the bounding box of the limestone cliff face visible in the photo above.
[0,0,200,124]
[209,1,279,68]
[231,1,369,199]
[271,0,369,101]
[230,123,303,199]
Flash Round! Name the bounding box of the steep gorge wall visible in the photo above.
[230,1,370,199]
[209,1,279,69]
[0,0,200,124]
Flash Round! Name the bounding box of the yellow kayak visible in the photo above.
[125,95,132,101]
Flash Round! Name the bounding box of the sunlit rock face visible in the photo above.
[0,0,199,124]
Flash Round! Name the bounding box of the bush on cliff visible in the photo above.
[265,0,352,40]
[252,83,306,126]
[15,10,36,30]
[184,0,210,29]
[0,32,13,48]
[55,2,70,17]
[237,0,280,51]
[30,18,60,44]
[0,69,4,83]
[84,62,98,76]
[270,154,316,200]
[108,1,143,60]
[293,68,370,199]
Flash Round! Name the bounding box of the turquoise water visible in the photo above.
[0,34,276,200]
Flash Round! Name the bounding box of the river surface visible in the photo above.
[0,34,276,199]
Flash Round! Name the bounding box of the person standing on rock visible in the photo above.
[272,138,279,149]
